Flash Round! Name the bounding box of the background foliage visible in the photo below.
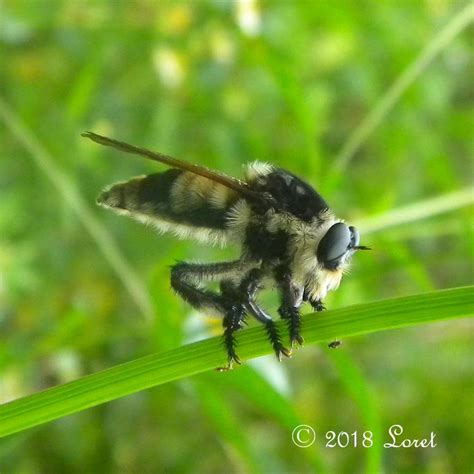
[0,1,472,473]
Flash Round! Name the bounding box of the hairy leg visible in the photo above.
[219,280,247,367]
[219,268,290,366]
[170,260,249,314]
[171,260,254,368]
[238,269,291,360]
[274,265,304,348]
[171,261,291,367]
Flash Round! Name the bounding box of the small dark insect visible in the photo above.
[83,132,369,369]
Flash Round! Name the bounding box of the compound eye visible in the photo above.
[317,223,351,270]
[349,226,360,248]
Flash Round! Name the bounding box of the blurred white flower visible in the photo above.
[235,0,262,37]
[152,47,185,89]
[49,350,83,382]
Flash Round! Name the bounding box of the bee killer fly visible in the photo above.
[83,132,369,369]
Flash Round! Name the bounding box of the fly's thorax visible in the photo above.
[245,164,330,223]
[244,161,275,181]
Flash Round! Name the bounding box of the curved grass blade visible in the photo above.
[0,286,472,437]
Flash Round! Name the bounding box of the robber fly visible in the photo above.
[83,132,369,369]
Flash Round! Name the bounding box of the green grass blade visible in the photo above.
[356,187,474,235]
[0,96,154,321]
[1,286,472,437]
[332,2,474,172]
[328,351,383,473]
[198,367,328,472]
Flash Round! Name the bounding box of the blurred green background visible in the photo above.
[1,1,473,473]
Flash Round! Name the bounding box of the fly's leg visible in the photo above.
[274,266,304,349]
[241,269,291,361]
[303,289,326,313]
[220,267,291,366]
[170,261,242,315]
[219,281,248,370]
[170,260,250,370]
[304,293,340,349]
[171,261,291,368]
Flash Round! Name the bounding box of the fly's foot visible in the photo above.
[291,333,304,349]
[219,300,246,371]
[312,299,326,312]
[216,350,242,372]
[279,307,304,349]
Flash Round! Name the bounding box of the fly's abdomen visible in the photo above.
[97,169,238,245]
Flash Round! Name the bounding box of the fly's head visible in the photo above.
[316,222,370,273]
